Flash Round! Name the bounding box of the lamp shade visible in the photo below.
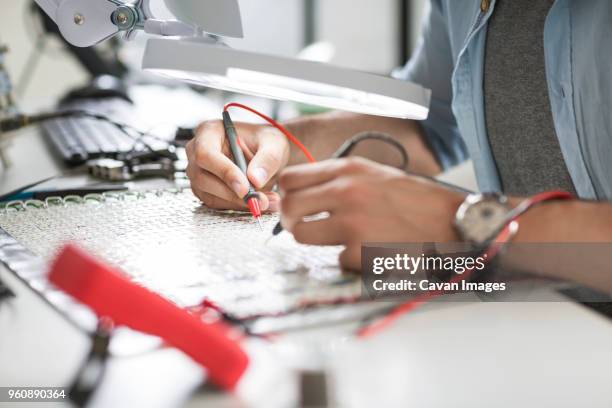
[163,0,244,38]
[142,38,430,120]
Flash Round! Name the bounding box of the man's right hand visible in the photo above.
[186,120,291,212]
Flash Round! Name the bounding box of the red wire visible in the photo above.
[357,190,574,338]
[223,102,317,163]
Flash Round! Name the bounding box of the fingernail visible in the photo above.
[251,168,268,187]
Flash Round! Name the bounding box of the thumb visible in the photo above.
[247,136,287,189]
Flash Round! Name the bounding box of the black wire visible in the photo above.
[334,131,474,195]
[333,131,410,170]
[0,278,14,301]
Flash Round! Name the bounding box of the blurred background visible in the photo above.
[0,0,427,111]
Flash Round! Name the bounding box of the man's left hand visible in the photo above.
[278,157,466,270]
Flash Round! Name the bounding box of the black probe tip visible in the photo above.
[272,221,284,236]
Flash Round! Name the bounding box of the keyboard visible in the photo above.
[42,98,164,166]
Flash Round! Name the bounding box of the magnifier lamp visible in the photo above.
[33,0,430,119]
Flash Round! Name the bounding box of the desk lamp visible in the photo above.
[33,0,430,119]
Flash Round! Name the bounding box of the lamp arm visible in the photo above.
[32,0,243,48]
[33,0,136,47]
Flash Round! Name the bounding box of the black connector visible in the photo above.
[0,278,15,301]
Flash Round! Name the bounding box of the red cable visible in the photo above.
[357,190,574,338]
[223,102,317,163]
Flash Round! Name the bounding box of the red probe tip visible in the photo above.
[246,196,262,219]
[246,197,263,231]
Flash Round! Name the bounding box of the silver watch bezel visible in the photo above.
[454,193,512,246]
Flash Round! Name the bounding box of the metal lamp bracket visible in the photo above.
[35,0,244,47]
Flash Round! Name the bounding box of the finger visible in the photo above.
[279,158,369,193]
[194,188,276,214]
[237,137,255,161]
[190,168,273,210]
[278,161,338,193]
[254,192,271,213]
[290,217,347,246]
[266,191,281,213]
[188,166,241,203]
[192,189,247,211]
[247,131,288,189]
[280,182,343,231]
[193,189,270,214]
[339,244,362,272]
[192,122,250,198]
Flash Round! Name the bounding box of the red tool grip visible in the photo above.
[48,245,249,391]
[246,196,262,218]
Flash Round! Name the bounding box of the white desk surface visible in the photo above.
[0,126,65,197]
[0,106,611,407]
[3,263,612,408]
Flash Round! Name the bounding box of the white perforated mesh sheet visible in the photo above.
[0,190,360,319]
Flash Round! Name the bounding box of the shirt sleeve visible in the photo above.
[392,0,469,170]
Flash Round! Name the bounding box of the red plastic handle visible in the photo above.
[49,245,249,391]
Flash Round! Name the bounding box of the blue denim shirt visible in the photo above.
[394,0,612,200]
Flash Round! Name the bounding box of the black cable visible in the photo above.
[398,0,411,65]
[0,278,14,301]
[337,132,474,195]
[68,319,112,407]
[333,131,410,170]
[304,0,317,47]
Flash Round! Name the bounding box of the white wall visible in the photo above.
[315,0,429,73]
[316,0,398,73]
[228,0,305,57]
[0,2,88,110]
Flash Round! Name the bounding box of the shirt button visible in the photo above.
[481,0,490,12]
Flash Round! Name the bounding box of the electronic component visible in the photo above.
[87,156,185,182]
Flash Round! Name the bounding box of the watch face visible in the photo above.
[458,198,509,244]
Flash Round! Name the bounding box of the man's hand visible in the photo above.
[186,120,290,212]
[278,157,466,270]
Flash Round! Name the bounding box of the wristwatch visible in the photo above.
[454,193,513,247]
